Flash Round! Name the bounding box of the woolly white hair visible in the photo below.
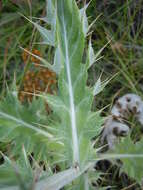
[101,93,143,150]
[100,116,130,149]
[111,94,143,118]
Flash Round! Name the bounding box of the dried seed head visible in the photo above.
[22,48,42,66]
[19,55,57,111]
[31,49,42,65]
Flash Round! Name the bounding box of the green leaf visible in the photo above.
[34,23,55,46]
[53,46,64,74]
[21,14,55,46]
[93,76,109,96]
[0,91,64,162]
[86,39,111,69]
[86,39,96,68]
[0,151,33,188]
[56,0,85,164]
[35,168,80,190]
[112,136,143,183]
[46,0,56,27]
[0,1,108,189]
[79,4,89,37]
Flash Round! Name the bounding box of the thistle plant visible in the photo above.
[0,0,143,189]
[0,0,105,189]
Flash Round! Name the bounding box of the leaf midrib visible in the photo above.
[60,2,79,164]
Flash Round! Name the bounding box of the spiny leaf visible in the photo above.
[86,39,95,68]
[86,39,111,69]
[0,91,64,162]
[20,14,55,46]
[35,168,80,190]
[93,76,109,96]
[112,136,143,183]
[35,162,96,190]
[0,0,108,189]
[56,0,85,164]
[33,23,55,46]
[46,0,56,27]
[79,3,89,37]
[0,152,33,188]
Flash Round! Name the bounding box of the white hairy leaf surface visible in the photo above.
[56,0,85,165]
